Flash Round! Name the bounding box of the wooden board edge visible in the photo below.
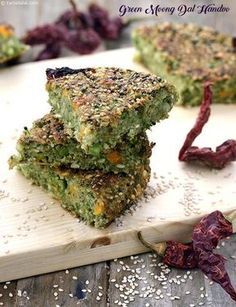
[0,209,235,282]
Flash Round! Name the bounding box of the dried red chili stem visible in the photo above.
[181,140,236,169]
[179,82,212,160]
[227,211,236,223]
[69,0,81,29]
[137,231,167,256]
[69,0,77,12]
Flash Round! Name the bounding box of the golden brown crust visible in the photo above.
[20,114,68,145]
[46,67,176,126]
[135,23,236,82]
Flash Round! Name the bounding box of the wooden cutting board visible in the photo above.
[0,48,236,283]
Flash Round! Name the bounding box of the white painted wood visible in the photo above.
[0,48,235,282]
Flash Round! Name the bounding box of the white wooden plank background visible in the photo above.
[0,0,235,37]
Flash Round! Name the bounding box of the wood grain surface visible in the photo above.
[0,234,235,306]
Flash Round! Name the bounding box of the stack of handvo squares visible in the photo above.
[9,67,178,228]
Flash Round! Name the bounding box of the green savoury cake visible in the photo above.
[0,24,28,64]
[14,162,150,228]
[46,67,177,155]
[132,23,236,106]
[9,113,152,174]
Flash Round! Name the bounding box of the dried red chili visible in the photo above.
[192,210,233,250]
[179,82,236,169]
[192,211,236,301]
[35,43,61,61]
[138,211,236,301]
[181,140,236,169]
[163,241,197,269]
[179,81,212,160]
[137,232,197,269]
[166,242,197,269]
[22,0,124,61]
